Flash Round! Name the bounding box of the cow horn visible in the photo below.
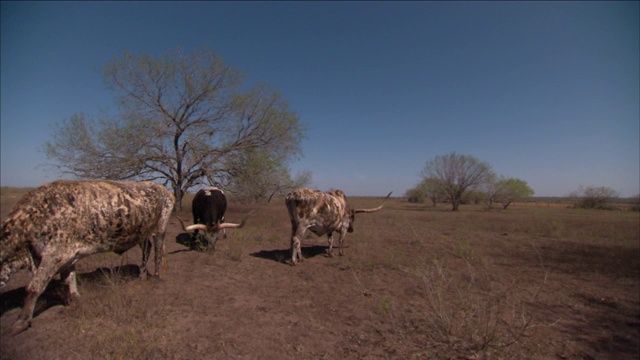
[185,224,208,231]
[175,216,228,232]
[214,210,255,230]
[175,216,191,232]
[179,210,255,232]
[354,191,393,213]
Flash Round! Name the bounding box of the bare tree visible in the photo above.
[569,185,618,209]
[45,48,306,210]
[421,152,493,211]
[482,173,503,208]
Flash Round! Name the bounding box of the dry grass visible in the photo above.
[1,192,639,359]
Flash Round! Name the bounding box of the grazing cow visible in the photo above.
[190,187,228,249]
[285,188,392,265]
[0,180,175,334]
[175,187,250,246]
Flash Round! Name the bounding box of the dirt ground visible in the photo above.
[1,193,639,359]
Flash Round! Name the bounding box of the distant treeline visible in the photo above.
[531,196,639,204]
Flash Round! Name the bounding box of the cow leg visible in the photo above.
[290,227,305,265]
[139,239,153,279]
[221,216,227,239]
[154,205,171,278]
[337,231,346,256]
[326,232,334,257]
[12,254,70,334]
[60,264,80,303]
[154,233,166,278]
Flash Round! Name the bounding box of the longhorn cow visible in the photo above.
[285,188,392,265]
[0,180,175,334]
[175,187,249,248]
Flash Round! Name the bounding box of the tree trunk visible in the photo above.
[451,190,462,211]
[173,187,184,212]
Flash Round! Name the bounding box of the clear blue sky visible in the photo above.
[2,1,638,197]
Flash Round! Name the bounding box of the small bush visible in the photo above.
[420,259,540,357]
[570,186,618,209]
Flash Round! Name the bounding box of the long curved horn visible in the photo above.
[183,210,255,232]
[175,216,209,232]
[175,215,190,232]
[185,224,208,231]
[354,191,393,213]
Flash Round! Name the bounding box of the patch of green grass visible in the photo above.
[456,238,473,260]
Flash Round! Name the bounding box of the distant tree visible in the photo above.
[45,48,306,210]
[405,186,426,203]
[482,172,503,208]
[406,178,443,205]
[423,178,445,206]
[464,189,487,205]
[495,178,534,209]
[420,152,494,211]
[569,186,619,209]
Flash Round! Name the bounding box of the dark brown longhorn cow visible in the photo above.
[175,187,249,249]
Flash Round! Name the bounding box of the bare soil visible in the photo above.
[1,191,639,359]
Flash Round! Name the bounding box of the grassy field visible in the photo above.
[1,187,639,359]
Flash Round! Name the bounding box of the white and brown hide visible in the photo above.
[284,188,390,265]
[0,180,175,334]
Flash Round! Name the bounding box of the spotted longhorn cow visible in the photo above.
[0,180,175,334]
[285,188,392,265]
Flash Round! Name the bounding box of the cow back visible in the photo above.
[285,188,351,232]
[1,180,174,256]
[192,187,227,227]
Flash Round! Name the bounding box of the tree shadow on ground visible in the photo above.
[535,294,640,359]
[506,240,640,279]
[0,265,141,317]
[251,245,329,264]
